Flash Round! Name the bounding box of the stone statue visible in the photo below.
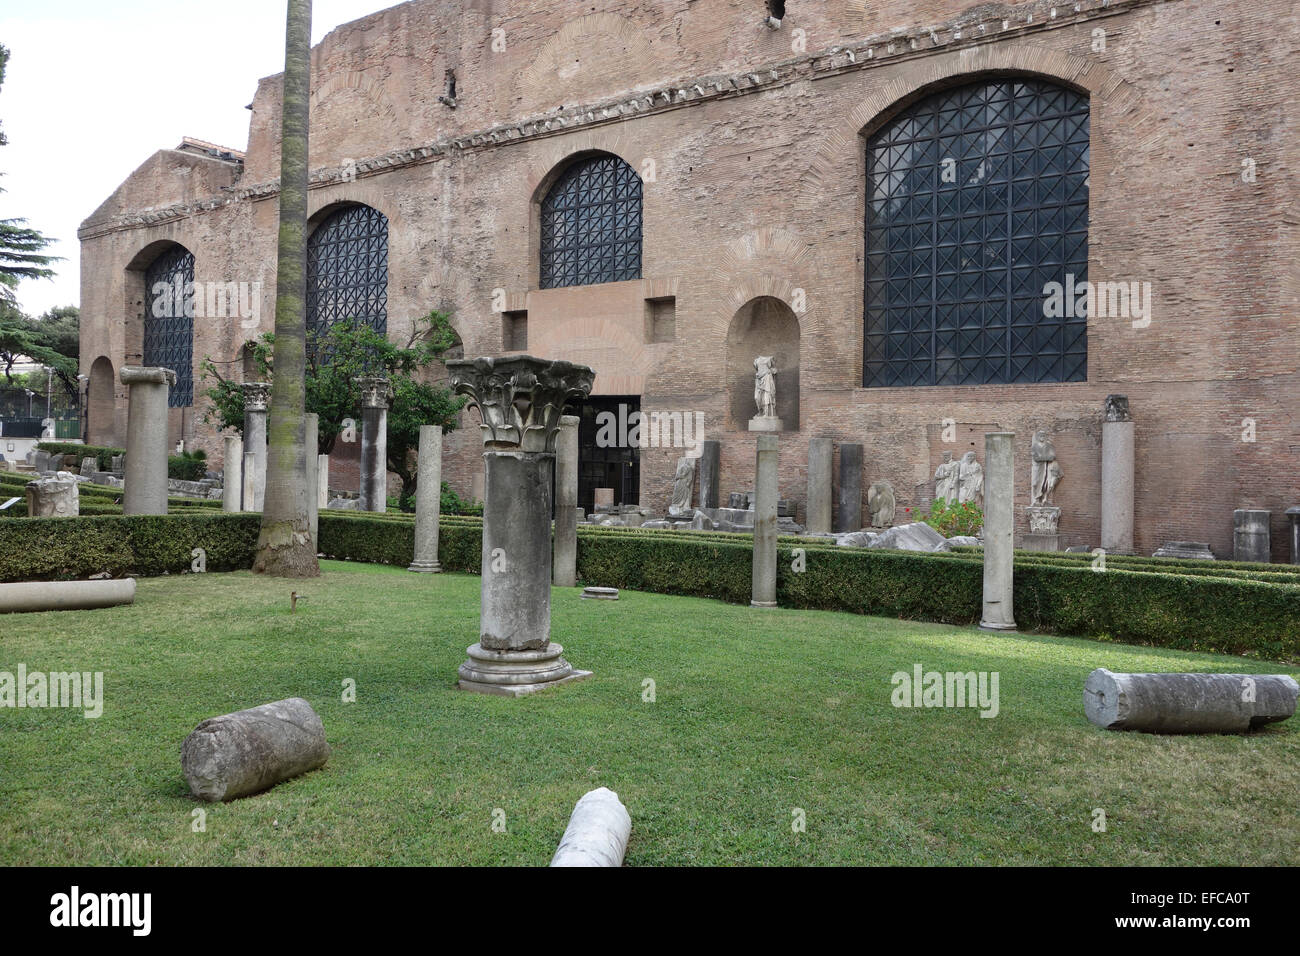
[753,356,777,419]
[867,480,896,527]
[934,451,959,504]
[669,456,696,517]
[1030,430,1064,507]
[957,451,984,507]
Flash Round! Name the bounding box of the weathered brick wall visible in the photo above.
[79,0,1300,559]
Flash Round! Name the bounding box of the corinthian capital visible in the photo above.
[447,355,594,453]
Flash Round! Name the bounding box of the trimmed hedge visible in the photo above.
[3,511,1297,660]
[0,514,261,582]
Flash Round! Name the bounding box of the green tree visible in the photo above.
[254,0,318,577]
[0,46,59,302]
[0,301,77,397]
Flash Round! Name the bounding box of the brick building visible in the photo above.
[79,0,1299,557]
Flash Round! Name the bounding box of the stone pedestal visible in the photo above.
[553,416,579,586]
[806,437,833,535]
[120,366,175,516]
[699,440,721,510]
[748,415,783,433]
[25,474,79,517]
[1100,395,1134,554]
[1233,509,1271,563]
[305,414,319,549]
[222,437,243,512]
[448,356,595,696]
[357,376,391,513]
[836,443,863,533]
[752,434,778,608]
[593,487,615,511]
[1287,507,1300,565]
[980,432,1016,632]
[242,382,270,512]
[409,425,444,573]
[1023,505,1061,552]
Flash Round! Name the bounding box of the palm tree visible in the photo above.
[254,0,319,577]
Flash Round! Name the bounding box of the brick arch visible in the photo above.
[524,134,649,204]
[705,227,823,342]
[309,72,398,123]
[794,42,1147,217]
[86,355,117,447]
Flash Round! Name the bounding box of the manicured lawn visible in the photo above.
[1,561,1297,866]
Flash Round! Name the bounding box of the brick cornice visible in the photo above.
[78,0,1165,241]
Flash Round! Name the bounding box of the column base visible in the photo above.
[979,620,1018,633]
[407,560,443,573]
[751,600,778,609]
[457,642,592,697]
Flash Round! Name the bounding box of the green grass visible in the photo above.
[1,561,1297,866]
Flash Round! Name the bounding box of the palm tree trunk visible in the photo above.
[254,0,319,577]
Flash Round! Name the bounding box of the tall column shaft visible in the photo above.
[242,452,257,515]
[317,455,329,509]
[481,450,554,650]
[980,431,1017,632]
[222,437,243,513]
[1101,420,1135,553]
[360,405,388,513]
[699,439,721,510]
[120,366,174,516]
[752,434,779,608]
[836,443,863,533]
[806,437,833,534]
[553,416,579,586]
[241,383,270,513]
[305,413,319,548]
[410,425,444,573]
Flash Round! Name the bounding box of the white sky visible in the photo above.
[1,0,401,318]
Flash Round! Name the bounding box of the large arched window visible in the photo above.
[864,77,1089,387]
[540,153,642,289]
[143,244,196,407]
[307,204,389,340]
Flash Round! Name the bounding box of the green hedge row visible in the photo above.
[0,514,261,582]
[36,442,123,472]
[3,511,1297,660]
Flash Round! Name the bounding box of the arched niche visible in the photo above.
[87,355,116,446]
[726,296,800,431]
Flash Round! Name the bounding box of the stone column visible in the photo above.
[120,366,175,516]
[242,383,270,512]
[1100,395,1134,554]
[980,431,1017,632]
[409,425,444,573]
[1233,509,1271,563]
[752,434,779,608]
[836,443,863,533]
[1287,507,1300,565]
[317,454,330,510]
[553,416,579,586]
[222,436,243,513]
[357,376,390,513]
[305,414,319,548]
[699,439,721,510]
[806,437,833,535]
[243,452,257,514]
[448,356,595,696]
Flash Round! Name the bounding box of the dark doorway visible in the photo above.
[577,395,640,512]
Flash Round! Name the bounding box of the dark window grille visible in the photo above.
[540,154,643,289]
[863,78,1090,387]
[143,245,196,407]
[307,205,389,343]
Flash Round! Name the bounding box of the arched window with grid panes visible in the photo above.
[863,77,1090,387]
[143,244,196,407]
[540,153,643,290]
[307,204,389,341]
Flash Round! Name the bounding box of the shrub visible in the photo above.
[924,499,983,537]
[0,514,261,582]
[169,452,209,482]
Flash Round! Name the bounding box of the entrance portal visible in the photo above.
[577,396,640,512]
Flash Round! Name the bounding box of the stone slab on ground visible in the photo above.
[868,522,948,552]
[1084,668,1299,734]
[1152,541,1216,560]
